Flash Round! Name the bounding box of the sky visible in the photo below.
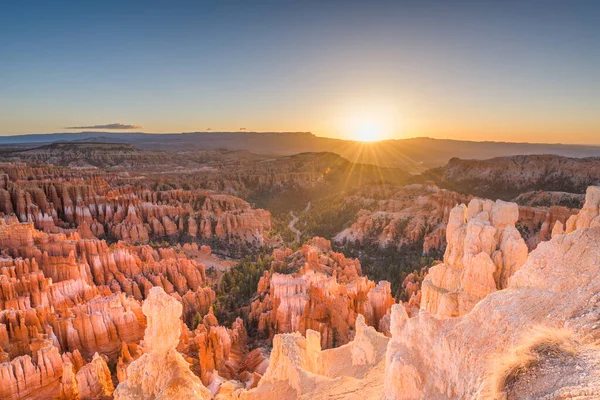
[1,0,599,143]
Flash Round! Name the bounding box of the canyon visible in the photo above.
[0,150,599,399]
[229,186,600,399]
[4,2,600,398]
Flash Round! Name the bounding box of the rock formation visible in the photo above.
[230,187,600,399]
[250,238,394,349]
[0,164,271,248]
[239,314,390,399]
[114,286,211,399]
[335,183,575,255]
[419,198,528,318]
[0,203,225,398]
[512,190,585,208]
[2,157,599,400]
[560,185,600,234]
[0,343,115,399]
[384,187,600,399]
[334,183,469,254]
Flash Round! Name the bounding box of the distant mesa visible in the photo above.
[65,123,143,130]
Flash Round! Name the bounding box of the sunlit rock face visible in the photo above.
[0,164,271,247]
[419,198,528,318]
[2,158,599,400]
[0,207,222,398]
[114,286,211,399]
[384,187,600,399]
[560,185,600,233]
[0,343,114,400]
[249,237,394,349]
[516,203,576,250]
[238,314,390,399]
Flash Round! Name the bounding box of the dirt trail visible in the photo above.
[288,202,311,243]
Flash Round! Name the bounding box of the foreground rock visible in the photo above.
[114,286,211,399]
[245,186,600,400]
[239,314,389,399]
[384,189,600,399]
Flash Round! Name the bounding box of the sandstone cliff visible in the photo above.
[334,183,468,254]
[335,183,575,255]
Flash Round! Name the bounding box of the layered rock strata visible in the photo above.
[335,183,575,254]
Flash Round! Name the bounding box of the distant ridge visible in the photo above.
[1,131,600,172]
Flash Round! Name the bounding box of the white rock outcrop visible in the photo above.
[240,313,389,399]
[384,188,600,399]
[420,198,528,318]
[113,286,211,400]
[564,185,600,232]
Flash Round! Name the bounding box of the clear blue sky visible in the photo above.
[1,0,599,143]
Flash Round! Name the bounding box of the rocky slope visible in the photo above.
[334,183,469,254]
[1,147,410,201]
[11,142,160,169]
[512,190,585,208]
[419,154,600,200]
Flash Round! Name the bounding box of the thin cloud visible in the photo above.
[65,123,143,130]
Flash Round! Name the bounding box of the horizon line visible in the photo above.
[0,130,599,147]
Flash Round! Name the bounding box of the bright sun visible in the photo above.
[353,119,384,142]
[336,104,400,142]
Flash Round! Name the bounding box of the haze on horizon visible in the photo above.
[1,0,599,144]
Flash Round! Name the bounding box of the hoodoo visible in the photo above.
[114,286,211,399]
